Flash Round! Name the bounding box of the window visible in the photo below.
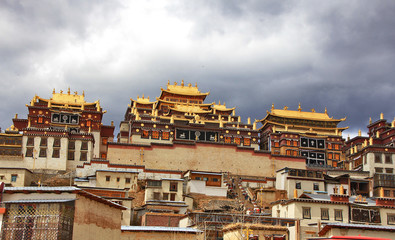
[147,181,161,187]
[375,154,382,163]
[234,137,241,145]
[212,178,219,182]
[375,168,383,173]
[25,148,33,157]
[125,178,131,183]
[38,116,44,124]
[321,208,329,220]
[67,151,74,160]
[203,177,208,181]
[170,193,176,201]
[385,154,392,164]
[314,183,319,191]
[388,214,395,225]
[11,174,17,182]
[170,182,178,192]
[243,138,251,146]
[386,168,393,174]
[80,152,87,161]
[335,209,343,221]
[106,176,111,182]
[142,130,149,139]
[384,190,390,197]
[81,141,88,150]
[328,153,333,159]
[162,132,170,140]
[27,137,34,146]
[286,150,291,155]
[39,148,46,157]
[286,140,291,146]
[334,154,340,160]
[40,138,47,146]
[52,149,60,158]
[225,137,231,144]
[303,207,311,219]
[195,177,201,180]
[163,193,169,200]
[68,141,75,150]
[53,138,61,147]
[274,142,279,147]
[293,141,298,147]
[116,177,120,182]
[296,182,301,189]
[152,131,159,139]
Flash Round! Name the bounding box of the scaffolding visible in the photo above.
[1,201,75,240]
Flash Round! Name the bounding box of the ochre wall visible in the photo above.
[121,231,203,240]
[72,194,122,240]
[107,142,306,177]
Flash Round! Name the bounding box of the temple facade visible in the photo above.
[345,113,395,198]
[6,89,114,171]
[259,104,348,168]
[117,81,259,149]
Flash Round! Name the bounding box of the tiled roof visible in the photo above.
[319,222,395,236]
[121,226,203,233]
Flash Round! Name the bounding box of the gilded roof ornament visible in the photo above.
[68,87,70,95]
[325,107,327,114]
[380,112,384,120]
[188,83,192,87]
[311,108,315,113]
[283,106,288,110]
[369,117,372,124]
[53,88,55,94]
[168,80,170,85]
[358,129,361,136]
[174,81,178,86]
[271,103,274,111]
[181,80,184,87]
[298,103,301,112]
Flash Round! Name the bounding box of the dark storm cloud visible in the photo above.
[1,0,395,138]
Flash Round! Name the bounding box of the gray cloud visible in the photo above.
[1,0,395,138]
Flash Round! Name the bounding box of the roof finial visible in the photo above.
[181,80,184,87]
[174,81,177,86]
[142,94,145,99]
[311,108,315,113]
[168,80,170,85]
[298,103,302,112]
[195,82,197,87]
[283,106,288,110]
[369,117,372,124]
[271,103,274,111]
[380,112,384,120]
[53,88,55,94]
[82,90,85,97]
[137,95,139,99]
[218,100,221,105]
[358,129,361,136]
[325,107,327,114]
[68,87,70,95]
[223,101,225,106]
[188,83,192,87]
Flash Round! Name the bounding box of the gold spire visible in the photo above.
[311,108,315,113]
[325,107,327,114]
[247,117,251,125]
[168,80,170,85]
[53,88,55,94]
[14,114,18,119]
[358,129,361,136]
[271,103,274,111]
[283,106,288,110]
[181,80,184,87]
[67,87,70,95]
[82,90,85,97]
[298,103,302,112]
[195,82,197,87]
[380,112,384,120]
[253,120,256,130]
[369,117,372,124]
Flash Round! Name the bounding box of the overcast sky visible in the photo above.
[1,0,395,138]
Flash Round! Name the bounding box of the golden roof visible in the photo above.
[156,97,213,106]
[169,104,211,114]
[259,105,346,122]
[35,88,96,106]
[161,80,209,96]
[131,95,156,105]
[212,101,235,111]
